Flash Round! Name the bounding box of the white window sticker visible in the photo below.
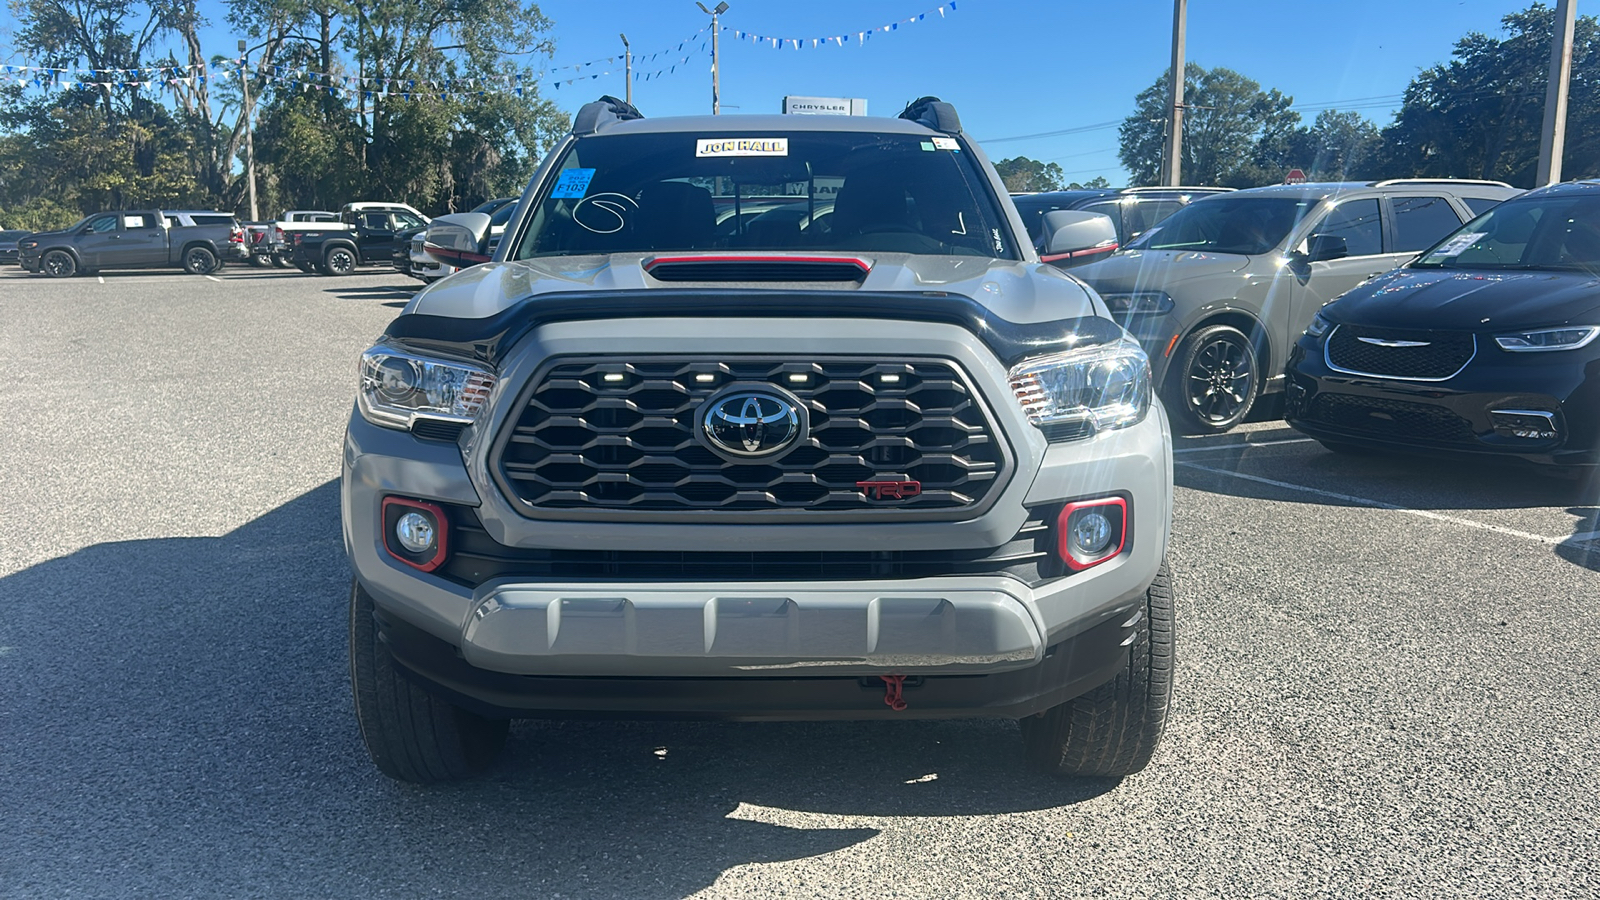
[931,136,960,151]
[696,138,789,157]
[1427,232,1486,258]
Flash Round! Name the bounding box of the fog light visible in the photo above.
[1489,409,1559,441]
[395,512,436,553]
[1057,497,1128,571]
[1072,511,1113,555]
[381,497,449,572]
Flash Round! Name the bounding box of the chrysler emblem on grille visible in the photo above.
[702,391,801,457]
[1357,337,1432,348]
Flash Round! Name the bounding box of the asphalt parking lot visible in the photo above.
[2,265,1597,899]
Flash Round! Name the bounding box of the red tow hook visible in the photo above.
[880,674,908,711]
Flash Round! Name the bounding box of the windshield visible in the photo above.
[1127,196,1316,255]
[489,202,518,227]
[1413,194,1600,272]
[511,131,1016,259]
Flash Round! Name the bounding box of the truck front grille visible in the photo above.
[439,506,1059,586]
[493,356,1010,519]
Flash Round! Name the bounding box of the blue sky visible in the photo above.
[12,0,1533,183]
[529,0,1524,183]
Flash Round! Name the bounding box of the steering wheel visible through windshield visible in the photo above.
[1127,196,1316,256]
[511,131,1016,259]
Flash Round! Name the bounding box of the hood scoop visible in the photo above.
[643,255,870,283]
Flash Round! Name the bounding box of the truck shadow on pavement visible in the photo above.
[1,481,1116,899]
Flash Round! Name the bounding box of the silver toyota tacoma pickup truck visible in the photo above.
[342,96,1175,782]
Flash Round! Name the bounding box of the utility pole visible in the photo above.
[1162,0,1187,186]
[619,33,632,105]
[1536,0,1576,185]
[696,1,729,114]
[237,39,259,222]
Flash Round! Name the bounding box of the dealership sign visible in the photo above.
[782,96,868,116]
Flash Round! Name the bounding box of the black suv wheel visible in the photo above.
[42,249,77,278]
[1169,325,1259,434]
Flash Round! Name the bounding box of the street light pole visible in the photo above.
[1162,0,1187,187]
[619,33,632,105]
[696,2,729,114]
[1536,0,1576,185]
[237,39,259,222]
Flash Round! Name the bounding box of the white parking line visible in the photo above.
[97,276,104,284]
[1173,438,1315,455]
[204,275,224,283]
[1177,459,1596,546]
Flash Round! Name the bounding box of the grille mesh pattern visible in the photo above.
[496,357,1006,514]
[1308,393,1476,444]
[1327,326,1475,380]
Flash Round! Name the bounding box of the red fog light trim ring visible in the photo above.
[1057,496,1128,572]
[381,496,450,573]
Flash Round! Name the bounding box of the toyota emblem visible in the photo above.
[702,391,801,457]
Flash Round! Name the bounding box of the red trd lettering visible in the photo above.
[857,480,923,500]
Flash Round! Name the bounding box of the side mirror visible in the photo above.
[1039,210,1119,268]
[423,212,493,266]
[1305,234,1349,263]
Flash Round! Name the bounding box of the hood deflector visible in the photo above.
[643,255,871,283]
[384,289,1124,368]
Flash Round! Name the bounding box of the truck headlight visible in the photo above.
[1305,312,1332,338]
[1099,291,1174,316]
[1493,326,1600,352]
[357,346,496,430]
[1008,337,1151,440]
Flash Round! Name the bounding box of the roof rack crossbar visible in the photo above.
[1371,178,1514,189]
[572,95,644,136]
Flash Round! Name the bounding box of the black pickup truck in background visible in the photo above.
[18,210,245,277]
[287,203,428,275]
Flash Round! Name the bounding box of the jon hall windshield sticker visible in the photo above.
[696,138,789,157]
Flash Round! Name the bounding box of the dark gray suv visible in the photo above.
[1075,179,1521,432]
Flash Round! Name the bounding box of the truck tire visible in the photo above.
[349,580,509,783]
[42,249,77,278]
[1021,558,1173,778]
[272,254,292,269]
[183,245,219,275]
[1167,325,1260,434]
[324,245,357,276]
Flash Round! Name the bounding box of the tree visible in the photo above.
[994,156,1065,192]
[1119,63,1299,186]
[1380,2,1600,186]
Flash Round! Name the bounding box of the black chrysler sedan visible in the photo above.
[1284,181,1600,472]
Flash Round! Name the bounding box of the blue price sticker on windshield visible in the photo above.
[550,168,596,198]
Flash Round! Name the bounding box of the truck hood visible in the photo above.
[19,229,67,243]
[404,253,1105,323]
[1070,249,1254,296]
[1326,267,1600,330]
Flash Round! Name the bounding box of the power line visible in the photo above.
[978,120,1122,144]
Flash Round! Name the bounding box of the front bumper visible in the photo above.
[1284,335,1600,466]
[343,316,1173,713]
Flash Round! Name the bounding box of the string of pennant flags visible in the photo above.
[1,1,955,98]
[729,1,955,50]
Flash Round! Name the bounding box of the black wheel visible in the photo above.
[42,249,77,278]
[350,580,509,783]
[324,246,357,276]
[1021,558,1174,777]
[183,245,219,275]
[1169,325,1260,434]
[248,254,271,268]
[272,254,292,269]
